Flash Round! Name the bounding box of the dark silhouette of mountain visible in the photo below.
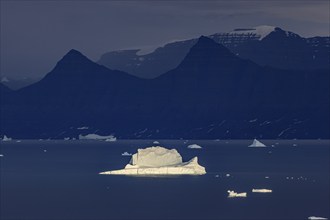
[98,26,329,79]
[0,83,12,95]
[1,38,329,139]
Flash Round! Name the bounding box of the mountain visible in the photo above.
[1,38,329,139]
[98,26,329,79]
[98,39,197,79]
[0,83,12,94]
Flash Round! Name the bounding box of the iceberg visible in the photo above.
[77,126,89,130]
[79,134,116,141]
[187,144,202,149]
[153,141,160,144]
[308,217,328,220]
[0,154,4,157]
[248,139,266,147]
[121,152,132,156]
[252,189,272,193]
[105,137,117,142]
[2,135,12,141]
[100,146,206,175]
[227,190,247,198]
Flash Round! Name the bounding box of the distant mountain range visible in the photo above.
[1,35,329,139]
[1,76,41,90]
[98,25,330,79]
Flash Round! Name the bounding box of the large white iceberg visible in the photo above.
[248,139,266,147]
[100,146,206,175]
[79,134,116,141]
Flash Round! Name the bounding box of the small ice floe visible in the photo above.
[153,141,160,144]
[187,144,202,149]
[0,154,4,157]
[79,134,116,141]
[121,152,132,156]
[308,216,328,220]
[215,174,220,178]
[248,139,266,147]
[16,140,21,143]
[227,190,247,198]
[226,174,231,177]
[77,126,89,130]
[64,137,70,141]
[293,143,298,147]
[105,137,117,142]
[43,149,47,153]
[252,189,272,193]
[2,135,12,141]
[265,176,270,179]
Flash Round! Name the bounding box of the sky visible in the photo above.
[1,0,329,80]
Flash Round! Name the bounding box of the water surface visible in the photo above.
[0,140,329,220]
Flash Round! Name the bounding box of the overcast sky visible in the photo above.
[1,0,329,79]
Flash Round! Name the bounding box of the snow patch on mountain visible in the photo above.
[230,25,276,40]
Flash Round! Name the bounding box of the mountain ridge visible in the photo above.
[98,26,329,79]
[1,36,329,139]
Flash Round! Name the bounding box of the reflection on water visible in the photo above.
[0,140,329,220]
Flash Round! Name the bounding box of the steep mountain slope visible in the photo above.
[1,38,329,139]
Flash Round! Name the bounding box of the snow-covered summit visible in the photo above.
[230,25,276,40]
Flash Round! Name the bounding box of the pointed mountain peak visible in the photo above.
[188,36,233,57]
[54,49,96,69]
[191,36,232,53]
[43,49,103,80]
[178,36,240,68]
[67,49,84,55]
[61,49,90,61]
[197,35,215,43]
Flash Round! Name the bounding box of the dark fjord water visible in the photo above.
[0,140,329,220]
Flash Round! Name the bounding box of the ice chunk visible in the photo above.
[252,189,272,193]
[0,154,4,157]
[248,139,266,147]
[2,135,12,141]
[308,217,328,220]
[105,137,117,142]
[153,141,160,144]
[77,126,89,130]
[79,134,116,141]
[131,146,182,167]
[187,144,202,149]
[100,146,206,175]
[227,190,247,198]
[64,137,70,140]
[121,152,132,156]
